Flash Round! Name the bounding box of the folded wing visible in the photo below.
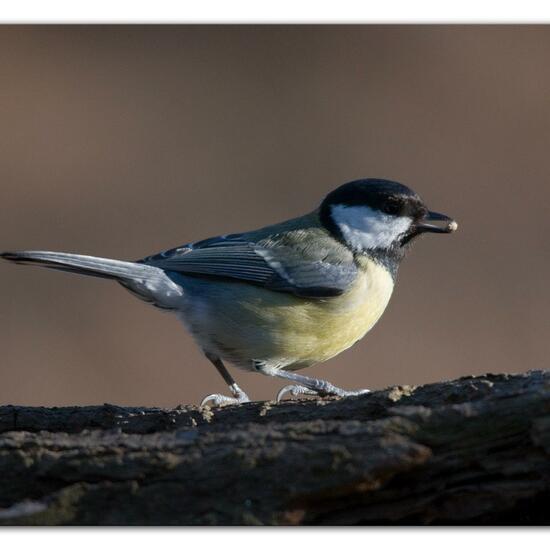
[140,234,357,298]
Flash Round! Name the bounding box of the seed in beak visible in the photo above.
[447,220,458,232]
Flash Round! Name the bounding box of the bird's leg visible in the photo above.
[256,364,370,402]
[200,353,250,407]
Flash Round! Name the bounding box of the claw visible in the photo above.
[328,387,371,398]
[200,383,250,408]
[276,384,318,402]
[200,394,236,407]
[349,389,371,396]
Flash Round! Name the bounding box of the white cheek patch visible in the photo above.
[331,204,412,251]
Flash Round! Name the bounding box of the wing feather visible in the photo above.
[139,227,357,298]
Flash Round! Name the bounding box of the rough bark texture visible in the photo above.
[0,370,549,525]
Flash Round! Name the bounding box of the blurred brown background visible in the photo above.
[1,25,549,407]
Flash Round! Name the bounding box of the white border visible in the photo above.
[0,2,547,543]
[1,0,550,23]
[0,529,547,548]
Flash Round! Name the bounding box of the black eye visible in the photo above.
[381,201,401,215]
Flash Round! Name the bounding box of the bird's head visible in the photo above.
[320,179,457,257]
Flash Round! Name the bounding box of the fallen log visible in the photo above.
[0,370,549,525]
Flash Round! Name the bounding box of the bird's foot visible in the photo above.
[276,385,318,402]
[277,383,370,402]
[200,383,250,408]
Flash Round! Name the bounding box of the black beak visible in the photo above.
[416,211,458,234]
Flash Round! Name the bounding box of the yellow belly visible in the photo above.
[181,258,394,370]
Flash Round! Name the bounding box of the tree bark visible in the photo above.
[0,370,549,525]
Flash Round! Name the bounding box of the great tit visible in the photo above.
[1,178,457,406]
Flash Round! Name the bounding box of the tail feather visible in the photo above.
[1,250,184,310]
[1,250,156,281]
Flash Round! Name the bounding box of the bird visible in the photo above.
[1,178,457,407]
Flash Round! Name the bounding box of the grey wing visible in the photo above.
[139,235,357,298]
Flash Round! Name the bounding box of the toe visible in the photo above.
[344,388,371,396]
[227,383,250,403]
[200,391,250,408]
[277,385,317,402]
[200,393,234,407]
[235,392,250,403]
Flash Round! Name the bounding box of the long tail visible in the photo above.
[1,250,183,309]
[0,250,156,281]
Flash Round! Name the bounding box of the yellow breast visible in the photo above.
[270,257,395,368]
[186,257,395,371]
